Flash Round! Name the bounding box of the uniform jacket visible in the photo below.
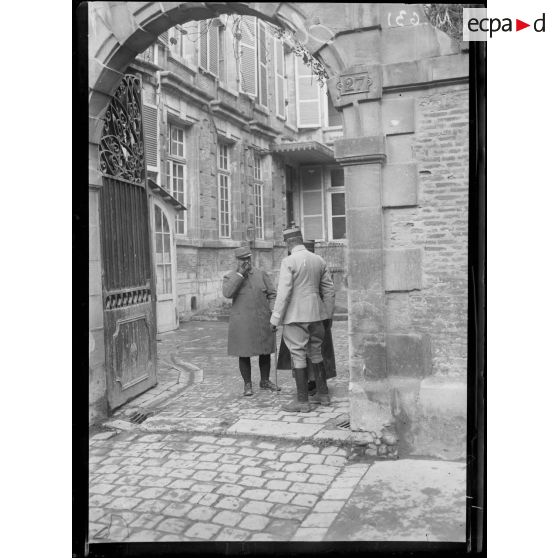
[270,245,335,326]
[222,267,276,357]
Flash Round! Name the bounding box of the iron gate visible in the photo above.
[98,75,157,410]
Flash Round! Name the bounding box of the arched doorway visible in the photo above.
[88,2,470,462]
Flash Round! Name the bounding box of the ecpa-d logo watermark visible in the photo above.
[463,8,546,40]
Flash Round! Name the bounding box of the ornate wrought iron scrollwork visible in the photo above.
[99,75,145,184]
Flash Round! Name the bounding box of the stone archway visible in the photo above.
[89,2,469,459]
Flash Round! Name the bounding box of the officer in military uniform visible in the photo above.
[270,225,335,412]
[223,245,280,396]
[276,239,337,399]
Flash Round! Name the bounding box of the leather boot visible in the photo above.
[308,381,317,396]
[282,368,311,412]
[309,362,331,406]
[259,365,281,391]
[260,379,281,391]
[243,382,253,396]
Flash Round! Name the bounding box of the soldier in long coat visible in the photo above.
[276,240,336,394]
[270,226,335,412]
[222,245,280,396]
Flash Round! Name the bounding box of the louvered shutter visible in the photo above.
[198,20,208,70]
[274,38,286,118]
[257,21,268,107]
[295,56,321,128]
[208,21,219,75]
[160,30,168,46]
[239,16,257,96]
[143,103,159,169]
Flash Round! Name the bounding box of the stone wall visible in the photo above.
[381,83,469,459]
[384,84,468,379]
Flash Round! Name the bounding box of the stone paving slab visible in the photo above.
[325,459,467,542]
[89,321,465,544]
[227,419,324,439]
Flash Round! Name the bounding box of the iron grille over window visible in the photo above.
[99,75,145,184]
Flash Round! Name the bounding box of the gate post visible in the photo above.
[329,65,394,438]
[89,143,108,422]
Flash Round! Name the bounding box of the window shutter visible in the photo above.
[257,21,268,107]
[208,21,219,75]
[198,20,208,70]
[142,103,158,169]
[274,38,286,118]
[239,16,257,96]
[295,56,321,128]
[159,30,168,46]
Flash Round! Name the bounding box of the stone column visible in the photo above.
[329,66,394,436]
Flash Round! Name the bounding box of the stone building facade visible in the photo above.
[129,16,345,323]
[88,3,470,460]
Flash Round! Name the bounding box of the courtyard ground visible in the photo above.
[89,321,466,543]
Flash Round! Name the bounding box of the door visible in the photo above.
[153,204,178,333]
[98,75,157,410]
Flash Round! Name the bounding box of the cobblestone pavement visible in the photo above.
[90,320,466,543]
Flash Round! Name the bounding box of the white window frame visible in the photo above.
[168,124,185,158]
[166,122,187,235]
[154,204,174,299]
[300,166,325,242]
[254,153,264,240]
[218,143,231,238]
[326,166,346,242]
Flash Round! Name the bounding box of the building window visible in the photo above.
[154,205,173,295]
[199,19,220,76]
[238,16,270,105]
[254,154,264,240]
[330,192,346,239]
[169,25,196,64]
[329,168,346,240]
[295,56,321,128]
[218,143,231,238]
[169,125,185,158]
[300,166,324,241]
[166,123,187,234]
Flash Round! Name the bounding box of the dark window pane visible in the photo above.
[330,168,344,188]
[331,192,345,216]
[332,216,346,239]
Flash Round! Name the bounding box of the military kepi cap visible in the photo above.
[234,246,252,259]
[283,223,303,241]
